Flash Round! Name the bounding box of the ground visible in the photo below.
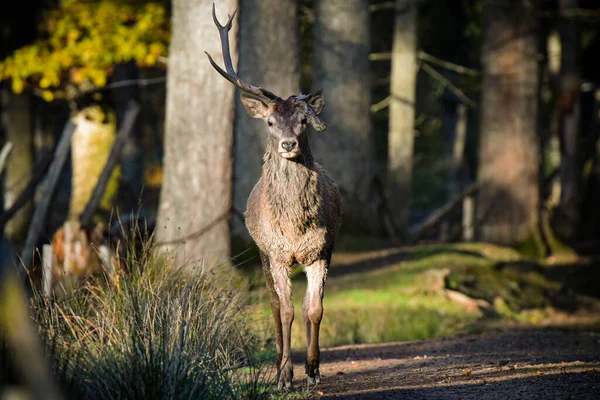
[290,328,600,399]
[243,242,600,399]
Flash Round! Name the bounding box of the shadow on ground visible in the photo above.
[290,327,600,399]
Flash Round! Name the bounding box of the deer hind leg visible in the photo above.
[303,258,327,385]
[271,259,294,390]
[260,252,283,373]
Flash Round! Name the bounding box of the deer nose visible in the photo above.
[280,140,297,152]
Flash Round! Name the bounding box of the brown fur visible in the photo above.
[243,95,342,389]
[245,143,341,266]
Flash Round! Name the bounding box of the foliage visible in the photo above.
[26,232,272,399]
[0,0,169,101]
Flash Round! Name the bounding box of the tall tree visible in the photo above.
[312,0,380,234]
[232,0,300,240]
[156,1,237,267]
[476,0,541,246]
[1,90,34,245]
[387,0,417,232]
[0,0,39,246]
[554,0,583,241]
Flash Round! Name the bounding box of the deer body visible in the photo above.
[243,98,342,390]
[246,145,340,266]
[205,5,341,389]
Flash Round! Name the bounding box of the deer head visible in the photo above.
[205,4,326,160]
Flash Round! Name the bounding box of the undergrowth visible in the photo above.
[22,227,274,399]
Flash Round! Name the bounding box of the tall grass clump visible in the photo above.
[31,227,272,399]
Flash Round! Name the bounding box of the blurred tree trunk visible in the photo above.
[232,0,300,243]
[1,89,33,245]
[156,0,236,267]
[113,62,144,212]
[312,0,381,234]
[476,0,542,249]
[553,0,583,242]
[69,105,119,220]
[387,0,417,234]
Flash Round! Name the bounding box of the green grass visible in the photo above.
[246,241,582,350]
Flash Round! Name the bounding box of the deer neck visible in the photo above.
[262,142,320,225]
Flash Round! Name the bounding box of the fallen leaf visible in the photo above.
[317,391,324,396]
[464,368,472,377]
[536,370,542,375]
[412,368,423,372]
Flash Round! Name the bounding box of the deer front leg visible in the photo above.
[260,252,283,372]
[272,261,294,390]
[303,259,327,385]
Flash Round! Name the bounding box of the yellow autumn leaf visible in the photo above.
[40,76,52,88]
[12,78,24,94]
[41,90,54,102]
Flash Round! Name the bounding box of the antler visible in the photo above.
[205,4,280,102]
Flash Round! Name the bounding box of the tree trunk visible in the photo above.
[113,62,144,212]
[555,0,582,241]
[232,0,300,242]
[70,105,119,220]
[387,0,417,233]
[1,89,33,245]
[156,0,236,267]
[476,0,541,247]
[312,0,380,234]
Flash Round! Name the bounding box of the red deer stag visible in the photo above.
[205,5,342,390]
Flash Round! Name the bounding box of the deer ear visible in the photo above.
[240,93,270,119]
[307,89,324,115]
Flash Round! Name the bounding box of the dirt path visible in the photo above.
[290,328,600,399]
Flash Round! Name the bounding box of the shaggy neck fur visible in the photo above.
[262,141,321,233]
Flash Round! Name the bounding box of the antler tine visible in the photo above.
[205,3,280,102]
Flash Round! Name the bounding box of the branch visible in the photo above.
[410,183,479,242]
[0,152,53,227]
[369,52,392,62]
[541,8,600,20]
[369,1,395,12]
[418,51,480,77]
[0,142,14,175]
[370,95,392,113]
[20,122,76,275]
[421,63,477,108]
[32,76,166,101]
[80,100,140,227]
[370,51,480,77]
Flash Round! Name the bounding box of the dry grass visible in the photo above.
[3,227,274,399]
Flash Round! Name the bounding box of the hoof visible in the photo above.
[277,360,293,390]
[307,370,321,385]
[306,365,321,385]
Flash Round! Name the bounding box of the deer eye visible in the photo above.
[267,120,273,127]
[300,117,307,126]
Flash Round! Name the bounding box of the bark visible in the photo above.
[476,0,541,246]
[69,105,119,220]
[156,0,237,267]
[312,0,380,234]
[232,0,300,240]
[387,0,417,232]
[112,62,144,211]
[1,89,34,245]
[555,0,583,241]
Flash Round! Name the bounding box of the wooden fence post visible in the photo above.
[42,244,54,296]
[462,194,475,241]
